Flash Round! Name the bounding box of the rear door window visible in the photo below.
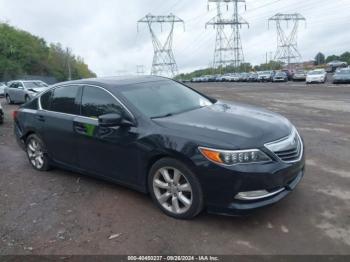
[51,85,80,115]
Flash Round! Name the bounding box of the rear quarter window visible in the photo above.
[40,90,53,110]
[24,98,39,110]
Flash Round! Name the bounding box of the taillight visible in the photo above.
[12,110,18,120]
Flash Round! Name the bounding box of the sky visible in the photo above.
[0,0,349,76]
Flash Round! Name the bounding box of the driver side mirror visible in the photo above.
[98,113,134,128]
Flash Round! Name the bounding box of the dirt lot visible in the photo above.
[0,81,350,255]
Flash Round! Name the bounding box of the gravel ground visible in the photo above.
[0,81,349,255]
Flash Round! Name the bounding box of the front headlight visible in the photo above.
[199,147,271,166]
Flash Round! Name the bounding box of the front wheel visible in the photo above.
[6,95,13,104]
[26,134,51,171]
[148,158,204,219]
[24,95,31,103]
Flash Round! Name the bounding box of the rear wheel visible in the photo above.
[148,158,203,219]
[6,95,13,104]
[26,134,51,171]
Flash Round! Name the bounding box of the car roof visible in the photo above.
[8,80,45,83]
[51,75,170,91]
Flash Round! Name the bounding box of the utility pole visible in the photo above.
[137,13,185,78]
[206,0,249,73]
[136,65,145,75]
[66,48,72,81]
[268,13,306,70]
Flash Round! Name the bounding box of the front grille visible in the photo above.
[265,128,303,163]
[274,140,301,162]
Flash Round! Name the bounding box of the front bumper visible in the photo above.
[333,79,350,83]
[207,170,304,216]
[306,78,324,83]
[193,154,305,216]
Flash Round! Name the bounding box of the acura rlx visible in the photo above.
[14,76,305,219]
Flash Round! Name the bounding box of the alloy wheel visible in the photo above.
[27,138,44,169]
[153,167,193,215]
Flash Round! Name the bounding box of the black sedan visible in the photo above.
[333,68,350,84]
[272,72,288,82]
[14,76,305,219]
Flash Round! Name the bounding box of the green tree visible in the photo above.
[314,52,325,65]
[0,22,96,82]
[339,52,350,65]
[326,54,340,63]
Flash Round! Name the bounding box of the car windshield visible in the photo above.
[309,71,323,75]
[120,80,213,118]
[24,81,48,89]
[276,72,285,76]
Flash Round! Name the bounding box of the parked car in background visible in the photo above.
[293,70,307,81]
[333,68,350,84]
[281,69,294,81]
[215,75,224,82]
[191,77,202,83]
[229,73,241,82]
[0,82,7,97]
[201,75,211,82]
[326,60,348,73]
[258,71,274,82]
[14,76,305,219]
[5,80,49,104]
[248,73,259,82]
[272,72,288,82]
[239,73,250,82]
[0,102,3,124]
[306,69,327,84]
[221,74,233,82]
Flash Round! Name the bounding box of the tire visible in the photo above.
[148,158,204,219]
[26,134,51,171]
[24,95,30,103]
[6,95,13,104]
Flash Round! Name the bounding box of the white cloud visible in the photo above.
[0,0,349,76]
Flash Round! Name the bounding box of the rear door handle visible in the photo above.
[74,122,87,134]
[36,115,45,122]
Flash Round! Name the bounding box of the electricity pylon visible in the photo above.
[206,0,249,72]
[138,13,184,78]
[268,13,306,67]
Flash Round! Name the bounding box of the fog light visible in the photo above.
[235,188,285,200]
[235,190,269,200]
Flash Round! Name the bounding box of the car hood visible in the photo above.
[28,87,49,94]
[153,101,293,149]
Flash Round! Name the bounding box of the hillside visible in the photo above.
[0,22,96,82]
